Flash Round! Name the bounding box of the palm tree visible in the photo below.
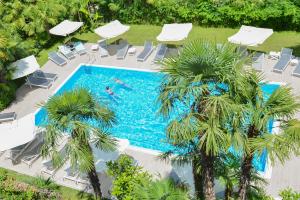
[158,40,245,200]
[236,71,300,199]
[41,88,117,199]
[133,179,190,200]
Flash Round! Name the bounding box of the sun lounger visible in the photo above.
[74,42,87,55]
[63,166,78,183]
[77,173,91,187]
[58,45,75,60]
[98,40,109,57]
[0,112,16,123]
[21,134,44,167]
[5,132,41,165]
[26,76,52,89]
[116,40,129,60]
[41,160,58,177]
[33,70,57,82]
[153,43,167,63]
[5,144,27,164]
[252,52,265,72]
[292,58,300,77]
[137,41,154,62]
[48,52,67,66]
[237,45,248,58]
[273,48,293,73]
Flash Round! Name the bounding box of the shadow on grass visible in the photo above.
[287,44,300,57]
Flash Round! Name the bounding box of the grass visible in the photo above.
[37,24,300,65]
[1,167,94,200]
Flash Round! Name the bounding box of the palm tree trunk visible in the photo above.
[192,159,203,199]
[238,125,256,200]
[201,150,216,200]
[225,183,233,200]
[87,165,102,199]
[238,154,253,200]
[86,144,102,199]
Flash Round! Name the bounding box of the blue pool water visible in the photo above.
[35,65,280,172]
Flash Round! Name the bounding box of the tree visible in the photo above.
[107,154,151,200]
[133,179,190,200]
[41,88,117,199]
[236,71,300,199]
[158,40,245,200]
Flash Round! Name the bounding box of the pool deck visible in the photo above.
[1,43,300,197]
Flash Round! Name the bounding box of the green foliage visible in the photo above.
[132,179,190,200]
[28,176,60,191]
[280,188,300,200]
[0,82,17,111]
[107,154,151,200]
[99,0,300,31]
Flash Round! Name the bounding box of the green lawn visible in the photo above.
[1,167,93,200]
[37,24,300,66]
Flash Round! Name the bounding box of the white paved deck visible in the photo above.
[1,43,300,197]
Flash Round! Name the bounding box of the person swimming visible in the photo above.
[113,78,132,89]
[105,86,114,95]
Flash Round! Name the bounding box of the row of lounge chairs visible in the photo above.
[251,48,300,76]
[26,70,58,89]
[100,39,168,62]
[49,42,87,66]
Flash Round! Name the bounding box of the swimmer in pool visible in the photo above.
[114,78,132,89]
[105,86,114,95]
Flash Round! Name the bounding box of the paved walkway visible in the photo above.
[1,43,300,197]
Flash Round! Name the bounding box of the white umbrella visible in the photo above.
[157,23,193,42]
[94,20,130,39]
[49,20,83,37]
[11,55,40,80]
[228,25,273,47]
[0,114,36,151]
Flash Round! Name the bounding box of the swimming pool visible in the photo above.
[35,65,280,172]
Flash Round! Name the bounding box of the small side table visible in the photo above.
[128,47,136,56]
[290,58,299,66]
[269,51,280,60]
[91,44,99,51]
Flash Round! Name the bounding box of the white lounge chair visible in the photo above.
[116,40,129,60]
[77,173,91,187]
[0,112,16,123]
[5,143,27,164]
[74,42,87,55]
[292,58,300,77]
[41,160,58,177]
[63,166,78,183]
[98,40,109,57]
[252,52,265,72]
[58,45,75,60]
[26,76,52,89]
[21,134,44,167]
[273,48,293,73]
[153,43,167,63]
[137,41,154,62]
[48,52,67,66]
[33,70,57,82]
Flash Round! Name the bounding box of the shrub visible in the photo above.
[107,154,151,200]
[0,82,17,111]
[280,188,300,200]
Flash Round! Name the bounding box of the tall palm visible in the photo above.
[236,71,300,199]
[158,40,245,200]
[41,88,117,199]
[133,179,190,200]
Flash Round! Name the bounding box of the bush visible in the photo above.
[99,0,300,31]
[280,188,300,200]
[107,154,151,200]
[0,82,17,111]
